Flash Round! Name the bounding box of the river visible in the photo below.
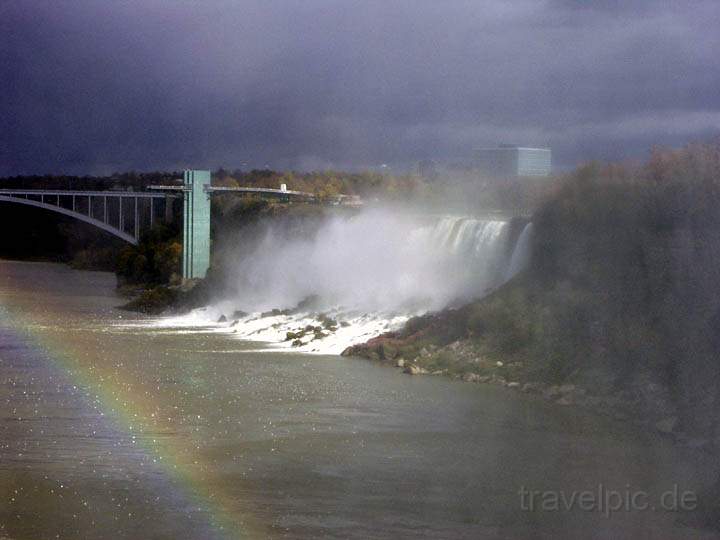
[0,260,717,539]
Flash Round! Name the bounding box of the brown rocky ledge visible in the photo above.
[343,332,711,452]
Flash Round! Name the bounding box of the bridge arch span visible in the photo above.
[0,195,139,245]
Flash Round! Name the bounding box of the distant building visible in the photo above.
[474,145,551,177]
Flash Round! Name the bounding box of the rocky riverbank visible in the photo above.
[118,277,215,314]
[342,313,713,453]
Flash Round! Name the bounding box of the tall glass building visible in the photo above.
[474,145,551,177]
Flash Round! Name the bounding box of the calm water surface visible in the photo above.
[0,260,717,539]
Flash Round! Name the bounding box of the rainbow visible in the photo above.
[0,283,265,539]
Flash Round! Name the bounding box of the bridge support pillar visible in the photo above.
[182,170,211,280]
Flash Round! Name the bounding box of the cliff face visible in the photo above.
[528,148,720,442]
[344,143,720,448]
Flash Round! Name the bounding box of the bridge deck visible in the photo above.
[0,189,173,198]
[205,186,315,197]
[148,185,316,198]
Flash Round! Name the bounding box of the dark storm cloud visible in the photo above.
[1,0,718,175]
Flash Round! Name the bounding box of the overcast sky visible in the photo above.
[1,0,719,176]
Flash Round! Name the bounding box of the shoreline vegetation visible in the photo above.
[346,143,720,461]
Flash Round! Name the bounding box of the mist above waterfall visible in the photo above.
[218,207,528,314]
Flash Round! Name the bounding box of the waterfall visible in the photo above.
[424,216,512,295]
[506,222,533,280]
[149,209,533,354]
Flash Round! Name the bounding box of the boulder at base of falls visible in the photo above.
[404,364,427,375]
[521,382,545,394]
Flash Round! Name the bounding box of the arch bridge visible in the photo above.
[0,189,175,245]
[0,170,318,280]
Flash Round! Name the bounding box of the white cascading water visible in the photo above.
[147,208,533,354]
[506,222,533,280]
